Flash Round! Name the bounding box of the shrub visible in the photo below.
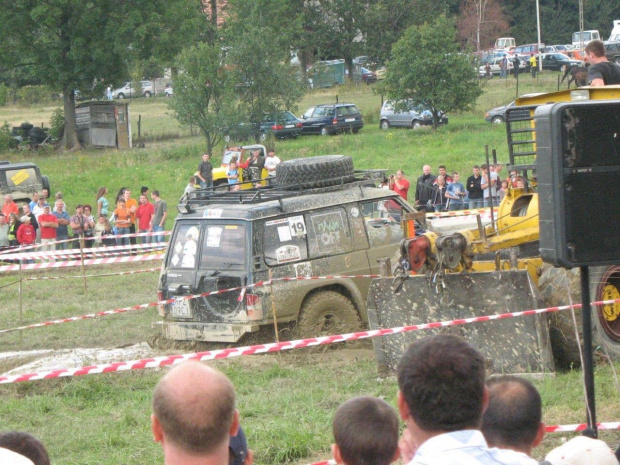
[49,108,65,140]
[0,122,19,150]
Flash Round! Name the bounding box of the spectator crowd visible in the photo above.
[3,334,619,464]
[384,163,526,212]
[0,186,168,258]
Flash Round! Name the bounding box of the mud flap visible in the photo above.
[367,270,555,375]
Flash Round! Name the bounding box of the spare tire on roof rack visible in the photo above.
[275,155,355,190]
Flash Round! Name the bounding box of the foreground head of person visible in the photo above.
[332,396,399,465]
[482,375,545,456]
[396,334,537,465]
[0,431,50,465]
[151,361,239,465]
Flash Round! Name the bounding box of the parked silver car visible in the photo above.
[379,100,447,130]
[112,80,155,99]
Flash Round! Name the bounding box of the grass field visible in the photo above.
[2,71,620,465]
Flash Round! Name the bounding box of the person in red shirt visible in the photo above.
[389,170,410,200]
[17,215,36,245]
[38,205,58,255]
[2,195,20,217]
[135,194,154,244]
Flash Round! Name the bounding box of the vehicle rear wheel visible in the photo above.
[295,291,362,339]
[320,127,329,136]
[144,91,152,98]
[352,128,359,134]
[117,93,125,99]
[380,120,390,130]
[412,120,422,129]
[491,116,504,124]
[275,155,355,189]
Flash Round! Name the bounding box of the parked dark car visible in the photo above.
[360,67,377,84]
[224,111,302,142]
[605,41,620,64]
[539,53,581,71]
[299,103,364,135]
[484,100,515,124]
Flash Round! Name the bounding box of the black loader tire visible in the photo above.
[295,290,361,339]
[275,155,355,190]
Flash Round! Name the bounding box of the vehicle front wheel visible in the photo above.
[380,120,390,130]
[320,127,329,136]
[591,265,620,360]
[412,120,422,129]
[144,91,152,98]
[491,116,504,124]
[295,291,362,339]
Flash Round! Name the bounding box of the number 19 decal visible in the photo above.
[288,215,306,236]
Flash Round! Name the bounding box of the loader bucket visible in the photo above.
[366,270,555,375]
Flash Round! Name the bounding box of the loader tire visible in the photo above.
[295,291,361,339]
[590,265,620,360]
[275,155,355,189]
[538,265,582,369]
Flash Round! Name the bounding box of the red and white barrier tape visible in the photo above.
[0,241,166,262]
[545,422,620,432]
[2,297,620,384]
[0,251,164,272]
[0,275,381,334]
[23,267,160,282]
[0,230,171,255]
[425,207,498,218]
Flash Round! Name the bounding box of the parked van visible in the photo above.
[571,30,600,46]
[494,37,515,50]
[609,20,620,42]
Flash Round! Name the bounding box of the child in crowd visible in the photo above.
[228,160,240,191]
[498,180,509,201]
[332,396,400,465]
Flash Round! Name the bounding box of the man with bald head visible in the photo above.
[414,165,436,212]
[151,361,240,465]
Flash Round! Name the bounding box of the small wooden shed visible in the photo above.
[76,101,132,149]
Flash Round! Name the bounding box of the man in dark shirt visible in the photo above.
[414,165,436,212]
[466,165,484,209]
[197,153,213,189]
[585,40,620,86]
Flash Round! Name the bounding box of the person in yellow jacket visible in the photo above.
[530,55,537,78]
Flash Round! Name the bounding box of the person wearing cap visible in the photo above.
[544,435,619,465]
[38,205,58,256]
[151,361,253,465]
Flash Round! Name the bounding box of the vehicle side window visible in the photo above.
[325,108,335,117]
[307,208,352,257]
[168,222,202,269]
[361,200,405,247]
[263,217,309,266]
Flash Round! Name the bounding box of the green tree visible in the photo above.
[0,0,207,151]
[224,24,305,142]
[381,15,482,129]
[167,43,238,156]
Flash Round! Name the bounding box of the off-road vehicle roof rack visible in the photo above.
[178,169,387,213]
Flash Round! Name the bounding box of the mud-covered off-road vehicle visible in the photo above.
[0,161,51,208]
[158,155,415,342]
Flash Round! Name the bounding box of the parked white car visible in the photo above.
[112,80,154,99]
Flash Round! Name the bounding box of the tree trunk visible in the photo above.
[61,90,82,151]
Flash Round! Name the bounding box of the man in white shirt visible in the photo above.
[396,335,538,465]
[264,149,281,177]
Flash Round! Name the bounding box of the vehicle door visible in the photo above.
[393,101,413,127]
[361,198,407,272]
[306,106,333,133]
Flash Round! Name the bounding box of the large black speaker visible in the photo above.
[536,100,620,267]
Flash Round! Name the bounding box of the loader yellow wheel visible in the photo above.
[592,266,620,344]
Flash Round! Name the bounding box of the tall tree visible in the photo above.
[457,0,508,52]
[167,43,238,156]
[0,0,207,151]
[381,15,482,128]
